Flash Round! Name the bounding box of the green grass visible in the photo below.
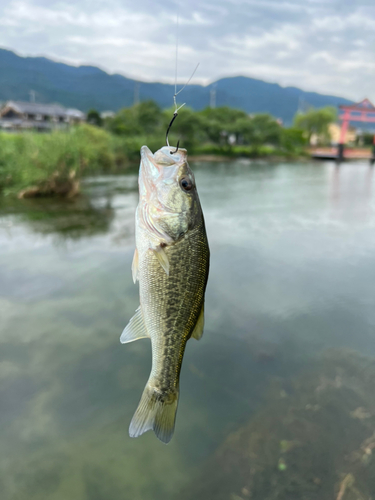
[191,143,307,159]
[0,124,306,196]
[0,125,133,195]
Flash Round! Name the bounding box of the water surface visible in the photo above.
[1,160,375,499]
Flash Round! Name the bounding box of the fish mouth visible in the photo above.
[139,146,187,200]
[139,146,159,200]
[140,146,159,179]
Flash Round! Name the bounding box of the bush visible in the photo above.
[0,101,312,196]
[280,128,307,152]
[0,125,118,195]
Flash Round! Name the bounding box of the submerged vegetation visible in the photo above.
[2,159,375,499]
[1,100,332,197]
[183,349,375,500]
[0,193,115,240]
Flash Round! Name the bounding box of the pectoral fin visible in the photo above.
[132,248,139,283]
[191,305,205,341]
[120,307,149,344]
[152,246,170,276]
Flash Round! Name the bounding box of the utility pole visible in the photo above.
[209,85,216,109]
[29,90,36,103]
[297,96,302,113]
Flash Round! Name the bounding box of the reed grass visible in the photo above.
[0,122,306,196]
[0,124,141,195]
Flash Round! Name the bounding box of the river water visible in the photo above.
[1,160,375,499]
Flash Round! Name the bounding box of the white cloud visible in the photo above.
[0,0,374,101]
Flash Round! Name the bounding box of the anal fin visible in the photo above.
[191,304,205,341]
[120,307,149,344]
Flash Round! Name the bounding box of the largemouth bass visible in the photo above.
[121,145,210,444]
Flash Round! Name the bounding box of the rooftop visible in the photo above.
[1,101,85,119]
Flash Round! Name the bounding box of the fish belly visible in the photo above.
[128,221,209,443]
[140,221,209,392]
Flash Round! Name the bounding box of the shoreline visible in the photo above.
[4,149,372,199]
[189,153,307,162]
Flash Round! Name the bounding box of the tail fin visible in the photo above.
[129,384,179,444]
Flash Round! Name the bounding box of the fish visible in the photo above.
[120,145,210,444]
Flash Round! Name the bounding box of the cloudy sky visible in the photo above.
[0,0,374,101]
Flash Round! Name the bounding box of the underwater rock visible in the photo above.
[183,349,375,500]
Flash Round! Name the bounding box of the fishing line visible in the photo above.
[174,8,179,100]
[166,3,200,153]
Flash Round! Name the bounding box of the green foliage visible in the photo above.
[110,134,166,162]
[163,106,205,150]
[107,100,163,137]
[195,109,283,149]
[0,125,117,194]
[280,127,307,152]
[198,107,248,144]
[108,107,139,136]
[87,109,103,127]
[293,106,337,142]
[357,132,375,147]
[238,114,282,146]
[0,99,313,196]
[105,101,307,154]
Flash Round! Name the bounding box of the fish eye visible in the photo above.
[180,177,193,192]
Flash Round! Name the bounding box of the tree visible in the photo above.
[280,127,307,152]
[86,109,103,127]
[163,107,204,149]
[356,131,375,147]
[293,106,337,143]
[106,100,163,136]
[226,114,282,147]
[198,107,248,145]
[107,108,139,135]
[135,100,162,134]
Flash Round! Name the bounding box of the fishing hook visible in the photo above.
[166,111,180,154]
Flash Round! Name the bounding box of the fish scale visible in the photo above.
[120,145,209,443]
[141,223,209,394]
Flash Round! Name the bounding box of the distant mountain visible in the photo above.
[0,48,353,124]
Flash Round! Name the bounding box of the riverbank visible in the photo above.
[0,125,130,197]
[0,125,307,197]
[310,146,373,160]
